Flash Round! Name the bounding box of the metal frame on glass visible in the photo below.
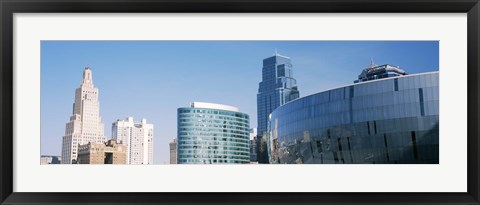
[1,0,479,204]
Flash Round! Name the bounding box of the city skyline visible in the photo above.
[41,41,439,164]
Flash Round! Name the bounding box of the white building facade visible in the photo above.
[112,117,154,164]
[61,67,106,164]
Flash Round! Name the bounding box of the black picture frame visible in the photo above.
[1,0,479,204]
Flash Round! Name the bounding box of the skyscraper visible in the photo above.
[61,67,106,164]
[177,102,250,164]
[112,117,154,165]
[169,138,177,164]
[256,52,299,163]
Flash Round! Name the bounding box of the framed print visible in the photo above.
[1,0,479,204]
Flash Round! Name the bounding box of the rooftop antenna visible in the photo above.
[369,57,376,68]
[275,48,278,56]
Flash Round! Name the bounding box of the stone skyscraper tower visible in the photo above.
[61,67,106,164]
[256,52,299,163]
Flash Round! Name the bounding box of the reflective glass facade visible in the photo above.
[257,53,300,163]
[177,106,250,164]
[268,72,439,164]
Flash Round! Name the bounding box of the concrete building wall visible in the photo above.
[77,140,127,164]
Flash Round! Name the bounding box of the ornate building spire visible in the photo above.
[82,67,94,86]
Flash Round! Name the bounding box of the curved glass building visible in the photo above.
[267,71,439,164]
[177,102,250,164]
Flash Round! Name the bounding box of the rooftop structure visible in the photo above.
[354,60,407,83]
[190,102,239,112]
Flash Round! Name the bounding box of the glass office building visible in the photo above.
[267,71,439,164]
[256,52,300,163]
[177,102,250,164]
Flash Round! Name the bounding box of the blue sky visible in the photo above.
[41,41,439,164]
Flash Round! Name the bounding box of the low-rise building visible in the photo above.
[169,138,177,164]
[77,140,127,164]
[40,155,61,164]
[249,128,258,162]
